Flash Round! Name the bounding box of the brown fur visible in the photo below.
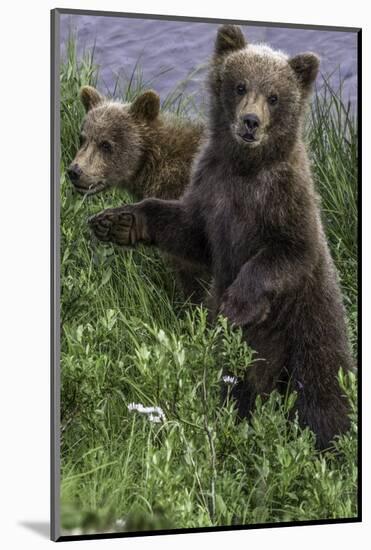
[69,86,204,200]
[90,26,353,448]
[69,87,207,301]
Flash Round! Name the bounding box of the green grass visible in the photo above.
[307,74,358,349]
[59,36,358,535]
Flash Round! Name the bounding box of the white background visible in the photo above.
[0,0,368,548]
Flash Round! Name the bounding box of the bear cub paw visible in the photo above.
[89,206,141,246]
[220,287,271,327]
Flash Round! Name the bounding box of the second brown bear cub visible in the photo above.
[69,86,204,199]
[90,25,352,448]
[69,86,206,301]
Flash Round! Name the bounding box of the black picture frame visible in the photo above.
[51,8,362,542]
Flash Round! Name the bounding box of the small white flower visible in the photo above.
[115,518,126,529]
[222,375,238,385]
[127,402,166,423]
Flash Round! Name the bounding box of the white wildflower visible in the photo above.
[127,402,166,423]
[115,518,126,529]
[222,375,238,385]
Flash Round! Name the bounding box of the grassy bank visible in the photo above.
[59,37,358,534]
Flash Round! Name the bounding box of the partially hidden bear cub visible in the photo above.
[68,86,207,301]
[89,25,353,448]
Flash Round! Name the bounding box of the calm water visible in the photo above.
[60,14,358,107]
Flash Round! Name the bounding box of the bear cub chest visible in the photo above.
[199,174,263,288]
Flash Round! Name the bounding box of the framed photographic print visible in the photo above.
[51,8,361,542]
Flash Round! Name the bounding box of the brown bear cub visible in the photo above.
[69,86,207,301]
[90,25,352,448]
[68,86,204,199]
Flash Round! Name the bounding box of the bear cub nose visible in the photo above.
[243,114,260,132]
[67,164,83,183]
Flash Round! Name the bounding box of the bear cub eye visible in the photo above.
[100,140,113,153]
[268,94,278,105]
[236,83,246,95]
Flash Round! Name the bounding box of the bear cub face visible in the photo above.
[213,26,319,153]
[68,86,160,195]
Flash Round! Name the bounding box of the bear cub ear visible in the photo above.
[129,90,160,122]
[215,24,246,56]
[289,53,320,90]
[80,86,104,112]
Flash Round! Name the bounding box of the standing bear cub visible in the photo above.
[90,25,352,448]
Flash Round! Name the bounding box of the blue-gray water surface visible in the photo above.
[60,14,358,108]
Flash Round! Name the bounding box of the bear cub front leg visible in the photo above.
[89,205,149,246]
